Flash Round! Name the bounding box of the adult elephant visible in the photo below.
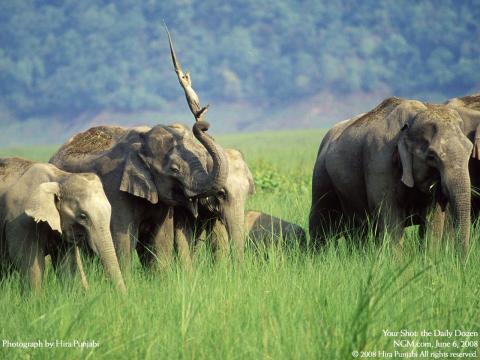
[49,121,228,269]
[0,157,126,293]
[173,147,255,263]
[445,93,480,217]
[50,30,228,269]
[309,97,473,254]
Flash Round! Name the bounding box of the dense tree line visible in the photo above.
[0,0,479,119]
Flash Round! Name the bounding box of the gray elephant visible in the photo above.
[49,121,228,269]
[173,147,255,263]
[309,97,473,254]
[0,157,126,293]
[245,211,307,248]
[445,93,480,217]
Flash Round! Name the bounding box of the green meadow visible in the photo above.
[0,129,479,359]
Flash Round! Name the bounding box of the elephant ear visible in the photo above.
[25,182,62,234]
[398,124,414,188]
[119,143,159,204]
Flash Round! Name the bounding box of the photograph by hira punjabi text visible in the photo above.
[2,339,99,350]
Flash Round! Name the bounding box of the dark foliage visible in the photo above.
[0,0,479,119]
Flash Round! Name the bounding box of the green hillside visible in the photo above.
[1,1,479,119]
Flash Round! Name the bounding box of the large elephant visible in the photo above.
[0,157,126,293]
[173,147,255,263]
[309,97,473,254]
[49,121,228,269]
[445,93,480,217]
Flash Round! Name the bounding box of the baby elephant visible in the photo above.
[0,157,126,293]
[245,211,307,248]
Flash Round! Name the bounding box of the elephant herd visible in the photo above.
[1,29,478,294]
[0,29,305,293]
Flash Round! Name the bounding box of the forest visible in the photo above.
[1,0,479,122]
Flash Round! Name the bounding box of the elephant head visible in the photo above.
[119,121,228,216]
[396,103,473,253]
[25,173,127,293]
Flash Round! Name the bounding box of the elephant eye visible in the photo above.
[78,213,88,221]
[218,189,227,200]
[426,150,437,162]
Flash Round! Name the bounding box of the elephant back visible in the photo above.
[445,93,480,111]
[50,126,134,168]
[0,157,35,194]
[343,97,403,130]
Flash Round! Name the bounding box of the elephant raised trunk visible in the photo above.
[165,24,228,198]
[191,121,228,196]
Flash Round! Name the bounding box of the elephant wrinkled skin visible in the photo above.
[0,158,126,293]
[309,97,473,254]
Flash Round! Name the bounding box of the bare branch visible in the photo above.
[164,22,209,122]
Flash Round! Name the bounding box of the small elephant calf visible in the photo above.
[0,157,126,293]
[245,211,307,248]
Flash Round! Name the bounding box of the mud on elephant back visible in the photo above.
[309,97,473,255]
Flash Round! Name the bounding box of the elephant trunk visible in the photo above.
[91,227,127,294]
[191,121,228,196]
[442,164,471,254]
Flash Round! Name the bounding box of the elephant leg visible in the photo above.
[107,195,139,272]
[137,208,175,271]
[209,219,229,262]
[422,204,445,255]
[152,209,175,271]
[174,215,193,271]
[378,207,405,253]
[22,244,45,294]
[309,166,342,249]
[7,220,46,294]
[24,247,45,294]
[111,215,137,272]
[0,231,12,277]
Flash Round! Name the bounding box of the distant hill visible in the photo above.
[0,88,451,147]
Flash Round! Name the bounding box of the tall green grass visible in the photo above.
[0,129,479,359]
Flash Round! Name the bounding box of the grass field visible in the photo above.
[0,129,479,359]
